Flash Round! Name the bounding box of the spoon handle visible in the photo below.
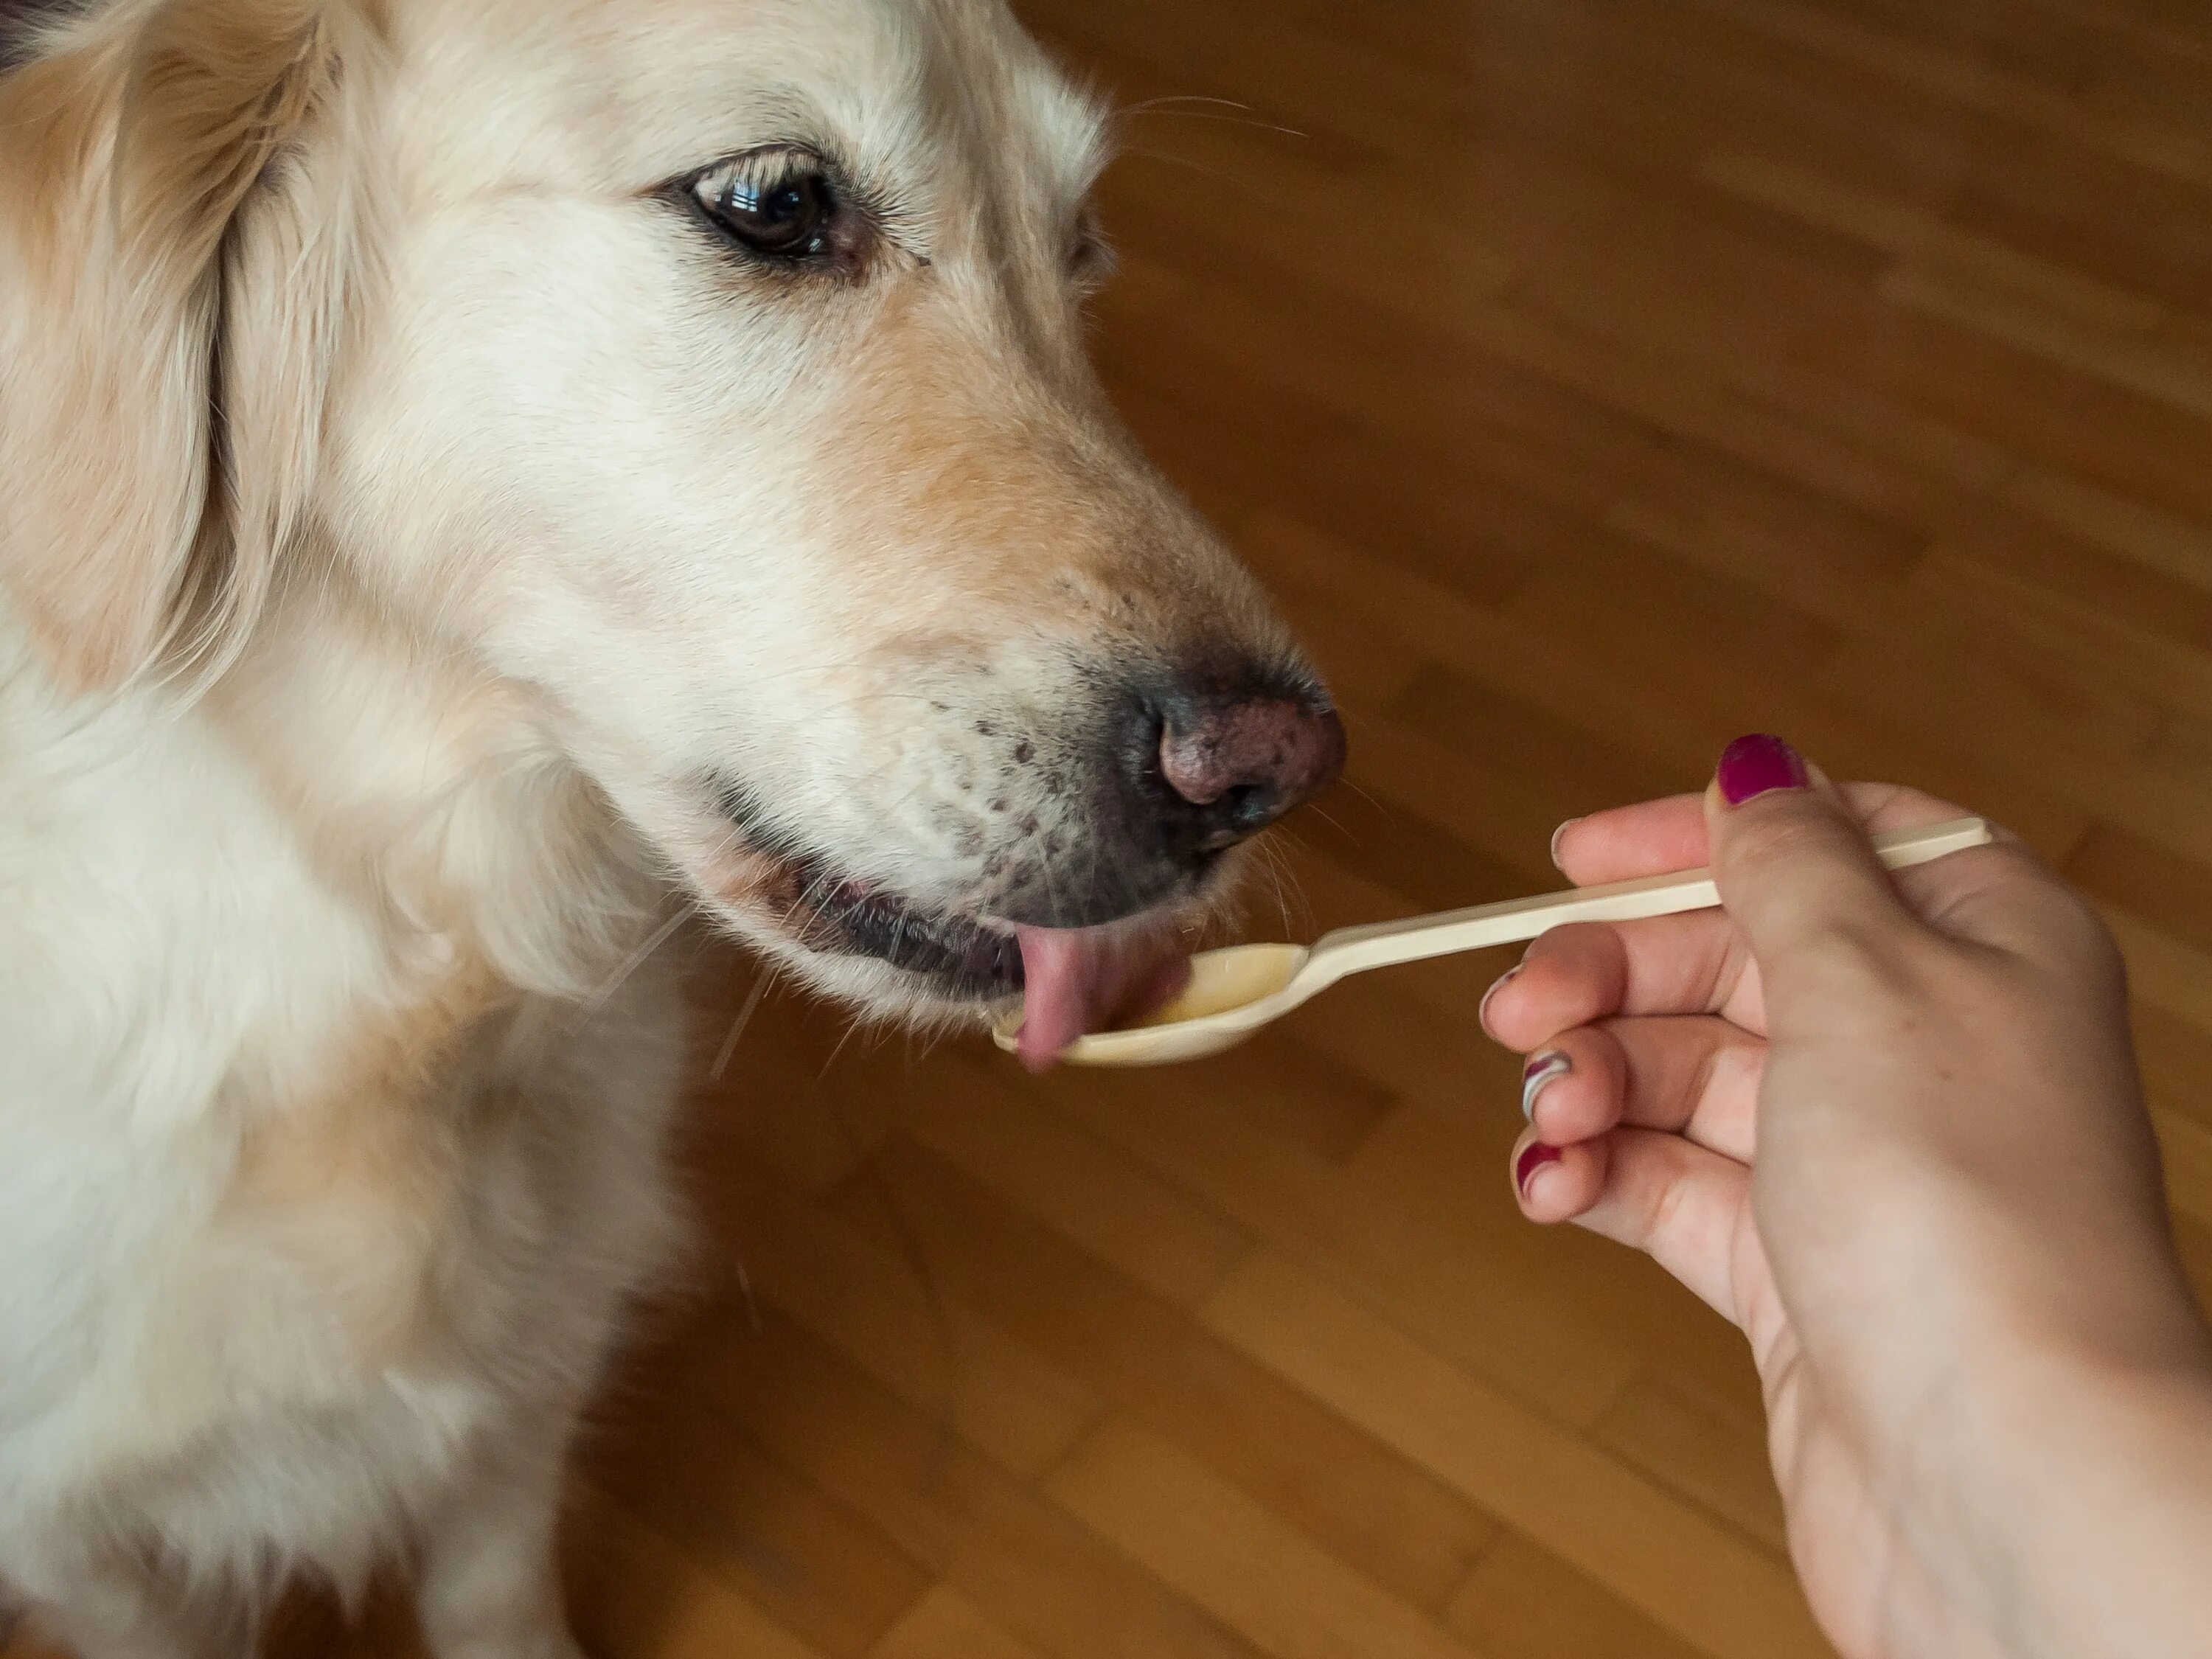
[1300,816,1994,988]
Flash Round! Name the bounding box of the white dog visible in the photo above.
[0,0,1342,1653]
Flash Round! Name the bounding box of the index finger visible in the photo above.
[1556,782,1978,884]
[1551,792,1711,886]
[1553,779,2062,961]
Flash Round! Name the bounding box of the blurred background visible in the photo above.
[69,0,2212,1655]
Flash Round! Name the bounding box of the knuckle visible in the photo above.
[1799,910,1911,982]
[1639,1147,1706,1253]
[1731,808,1843,871]
[2050,890,2125,975]
[1775,919,1932,1020]
[1644,1166,1689,1245]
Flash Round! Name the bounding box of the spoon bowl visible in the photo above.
[993,816,1995,1068]
[991,942,1310,1066]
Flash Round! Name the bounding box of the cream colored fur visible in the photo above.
[0,0,1305,1653]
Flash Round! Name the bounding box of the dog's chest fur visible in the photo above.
[0,605,689,1582]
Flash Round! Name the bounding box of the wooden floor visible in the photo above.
[13,1,2212,1656]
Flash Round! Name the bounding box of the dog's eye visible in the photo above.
[692,150,837,260]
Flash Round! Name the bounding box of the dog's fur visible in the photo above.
[0,0,1322,1652]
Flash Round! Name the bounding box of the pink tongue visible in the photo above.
[1015,922,1191,1072]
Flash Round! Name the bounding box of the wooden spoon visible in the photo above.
[993,816,1993,1068]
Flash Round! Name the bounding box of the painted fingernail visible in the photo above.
[1478,964,1523,1037]
[1515,1141,1562,1194]
[1548,818,1582,872]
[1717,734,1809,806]
[1521,1051,1570,1121]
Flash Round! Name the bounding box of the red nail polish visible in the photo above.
[1717,734,1808,806]
[1515,1141,1562,1193]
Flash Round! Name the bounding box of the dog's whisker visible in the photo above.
[815,1008,870,1083]
[578,904,692,1020]
[1253,835,1294,937]
[1274,835,1315,934]
[1121,107,1308,139]
[1117,145,1245,189]
[1155,96,1254,112]
[708,962,779,1082]
[1116,93,1256,115]
[1335,775,1388,819]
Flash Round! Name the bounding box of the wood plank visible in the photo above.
[563,1482,832,1659]
[686,1137,1102,1479]
[659,1310,1269,1659]
[1045,1419,1485,1659]
[1444,1531,1729,1659]
[868,1588,1048,1659]
[898,1065,1256,1304]
[1201,1253,1834,1659]
[579,1382,934,1659]
[1046,1065,1647,1425]
[2069,824,2212,957]
[821,1133,1503,1611]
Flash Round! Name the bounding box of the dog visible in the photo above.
[0,0,1343,1652]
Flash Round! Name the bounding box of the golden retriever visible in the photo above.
[0,0,1342,1652]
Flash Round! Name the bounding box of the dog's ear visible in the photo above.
[0,0,353,690]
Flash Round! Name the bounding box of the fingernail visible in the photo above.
[1548,818,1582,872]
[1521,1051,1570,1121]
[1478,964,1523,1037]
[1515,1141,1562,1194]
[1717,734,1809,806]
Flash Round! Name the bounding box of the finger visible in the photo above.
[1522,1017,1764,1164]
[1510,1127,1609,1226]
[1551,793,1708,886]
[1705,737,1919,964]
[1554,780,1986,888]
[1566,1127,1756,1327]
[1896,827,2104,967]
[1481,911,1751,1049]
[1495,764,2038,1047]
[1773,786,2081,970]
[1551,766,2065,984]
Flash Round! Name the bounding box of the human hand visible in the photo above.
[1481,737,2212,1659]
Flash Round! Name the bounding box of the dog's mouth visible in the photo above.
[729,837,1192,1062]
[696,779,1197,1060]
[770,851,1026,995]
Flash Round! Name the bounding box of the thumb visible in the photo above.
[1703,734,1916,962]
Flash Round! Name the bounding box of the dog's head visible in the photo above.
[0,0,1341,1027]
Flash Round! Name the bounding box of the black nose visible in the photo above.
[1138,681,1346,857]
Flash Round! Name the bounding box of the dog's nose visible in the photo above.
[1150,688,1345,851]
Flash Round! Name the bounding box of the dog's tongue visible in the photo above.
[1015,923,1190,1071]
